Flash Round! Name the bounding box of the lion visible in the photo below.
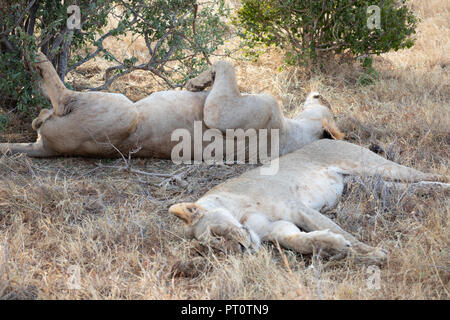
[0,52,343,159]
[169,139,449,265]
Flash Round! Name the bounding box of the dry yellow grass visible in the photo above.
[0,0,449,299]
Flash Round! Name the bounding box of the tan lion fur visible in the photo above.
[0,54,342,158]
[170,139,449,265]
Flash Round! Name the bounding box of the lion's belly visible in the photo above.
[290,167,345,211]
[125,91,209,158]
[203,165,345,223]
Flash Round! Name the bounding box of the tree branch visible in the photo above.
[68,11,138,73]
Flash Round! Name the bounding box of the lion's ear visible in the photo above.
[322,118,344,140]
[169,203,205,226]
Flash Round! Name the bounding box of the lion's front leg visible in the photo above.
[0,141,57,157]
[261,219,351,256]
[169,202,261,252]
[292,202,387,264]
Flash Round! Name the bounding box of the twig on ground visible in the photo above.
[95,139,189,187]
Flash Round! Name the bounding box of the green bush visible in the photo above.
[234,0,417,66]
[0,34,49,115]
[0,0,113,117]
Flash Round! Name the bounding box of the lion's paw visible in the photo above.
[313,230,351,252]
[185,70,214,92]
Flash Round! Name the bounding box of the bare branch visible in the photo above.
[0,0,37,37]
[94,139,189,187]
[67,15,138,73]
[0,37,18,53]
[147,67,184,89]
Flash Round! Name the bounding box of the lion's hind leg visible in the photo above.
[32,52,73,117]
[323,140,448,183]
[375,180,450,196]
[244,213,350,256]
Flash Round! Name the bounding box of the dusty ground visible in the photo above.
[0,0,449,299]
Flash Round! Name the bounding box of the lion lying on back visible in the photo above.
[0,52,342,159]
[170,139,448,265]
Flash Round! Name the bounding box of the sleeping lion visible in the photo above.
[170,139,448,265]
[0,52,342,159]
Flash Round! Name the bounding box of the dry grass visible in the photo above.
[0,0,449,299]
